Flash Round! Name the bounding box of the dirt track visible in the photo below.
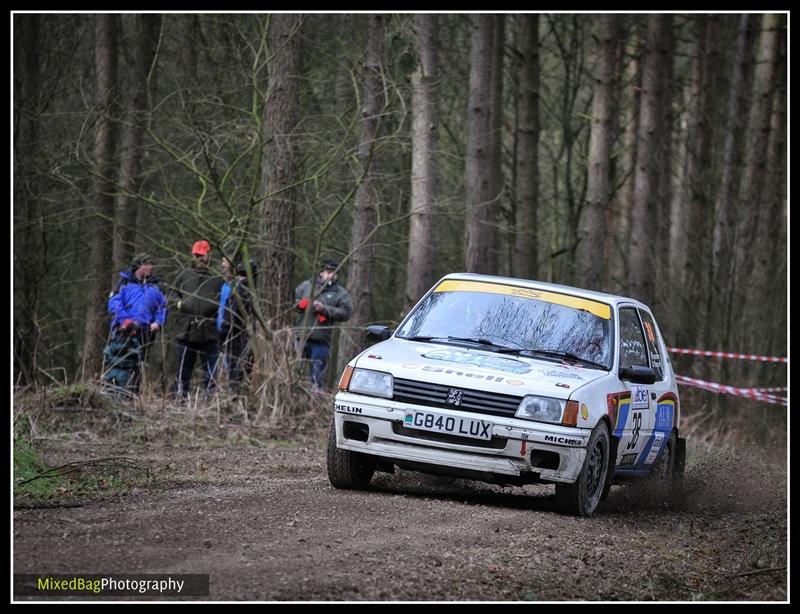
[13,436,787,601]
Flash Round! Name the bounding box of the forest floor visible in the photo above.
[13,402,787,602]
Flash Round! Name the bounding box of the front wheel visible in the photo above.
[326,418,375,490]
[555,423,611,516]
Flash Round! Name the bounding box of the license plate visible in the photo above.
[403,410,493,441]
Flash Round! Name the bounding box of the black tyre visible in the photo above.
[326,418,375,490]
[555,422,611,517]
[644,430,681,507]
[673,435,687,479]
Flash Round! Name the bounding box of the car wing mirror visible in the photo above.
[365,325,393,342]
[619,365,657,385]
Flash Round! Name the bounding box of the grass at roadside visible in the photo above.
[13,382,332,449]
[12,383,331,505]
[13,437,154,505]
[14,438,65,499]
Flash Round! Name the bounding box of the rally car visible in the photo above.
[327,273,686,516]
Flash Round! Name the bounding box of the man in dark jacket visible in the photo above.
[169,240,225,398]
[105,253,167,394]
[295,258,352,390]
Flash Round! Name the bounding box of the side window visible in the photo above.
[639,310,664,380]
[619,308,648,370]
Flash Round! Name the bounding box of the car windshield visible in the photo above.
[396,281,614,370]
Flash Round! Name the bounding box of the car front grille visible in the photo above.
[391,422,509,449]
[392,377,523,418]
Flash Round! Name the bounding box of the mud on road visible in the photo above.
[14,435,787,601]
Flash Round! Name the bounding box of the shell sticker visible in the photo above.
[422,348,532,375]
[581,403,589,420]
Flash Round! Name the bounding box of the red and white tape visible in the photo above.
[667,347,788,363]
[675,374,787,406]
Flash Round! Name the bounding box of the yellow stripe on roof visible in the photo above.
[434,280,612,320]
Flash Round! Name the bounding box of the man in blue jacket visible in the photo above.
[105,253,167,394]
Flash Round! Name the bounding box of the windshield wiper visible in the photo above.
[443,336,529,352]
[399,335,439,342]
[520,348,607,369]
[398,335,520,352]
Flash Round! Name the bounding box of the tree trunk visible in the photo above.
[14,14,43,384]
[607,30,640,294]
[653,19,675,316]
[404,14,439,312]
[512,14,540,281]
[709,14,757,352]
[734,14,781,329]
[113,14,162,273]
[487,15,505,275]
[338,14,386,365]
[464,15,495,273]
[576,15,620,291]
[760,25,787,368]
[259,13,302,327]
[628,14,672,308]
[746,15,785,352]
[83,14,120,379]
[677,16,719,347]
[334,15,353,113]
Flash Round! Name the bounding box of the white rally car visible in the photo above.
[327,273,685,516]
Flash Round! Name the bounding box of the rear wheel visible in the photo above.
[644,430,681,505]
[326,418,375,490]
[674,435,686,479]
[555,423,611,516]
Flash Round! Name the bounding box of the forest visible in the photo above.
[13,12,787,443]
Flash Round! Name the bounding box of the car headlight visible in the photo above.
[515,395,566,424]
[347,368,393,399]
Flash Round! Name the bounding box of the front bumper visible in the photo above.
[333,392,589,484]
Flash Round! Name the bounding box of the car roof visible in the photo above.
[439,272,650,311]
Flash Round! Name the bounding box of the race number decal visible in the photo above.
[625,411,643,450]
[631,385,649,409]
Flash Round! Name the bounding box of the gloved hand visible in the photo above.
[312,300,327,323]
[297,298,309,311]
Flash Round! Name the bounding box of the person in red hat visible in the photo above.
[168,240,225,399]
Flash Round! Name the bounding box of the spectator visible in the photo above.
[294,258,352,390]
[168,240,225,399]
[218,252,256,393]
[104,253,167,394]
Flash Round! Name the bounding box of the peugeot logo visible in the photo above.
[447,388,463,406]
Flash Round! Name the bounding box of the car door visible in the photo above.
[612,306,658,471]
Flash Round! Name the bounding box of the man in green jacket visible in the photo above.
[169,240,225,398]
[295,258,353,390]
